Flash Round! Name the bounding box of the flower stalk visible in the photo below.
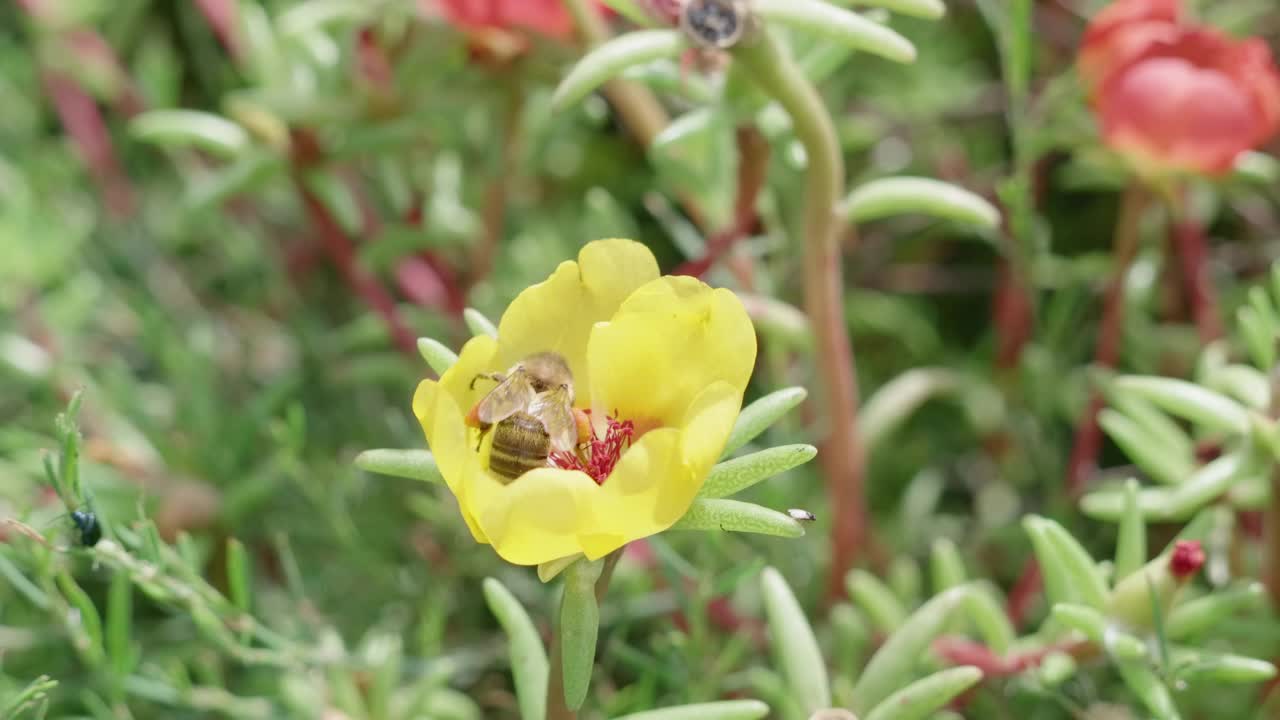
[1065,185,1148,496]
[733,29,866,596]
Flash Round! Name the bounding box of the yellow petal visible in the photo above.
[587,276,756,427]
[580,382,744,559]
[492,239,659,402]
[474,467,604,565]
[412,377,488,544]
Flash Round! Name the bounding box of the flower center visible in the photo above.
[550,410,634,485]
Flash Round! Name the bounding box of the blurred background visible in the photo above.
[3,0,1280,718]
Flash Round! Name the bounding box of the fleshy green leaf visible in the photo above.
[831,0,946,20]
[1112,376,1250,435]
[559,560,603,710]
[1115,479,1146,581]
[418,337,459,376]
[1166,583,1266,640]
[723,387,808,456]
[1049,603,1146,659]
[752,0,917,63]
[129,110,249,158]
[1022,516,1109,610]
[1099,410,1193,486]
[698,444,817,499]
[483,578,548,720]
[611,700,771,720]
[354,449,443,484]
[864,666,983,720]
[1116,659,1181,720]
[760,567,831,713]
[463,308,499,339]
[552,30,687,110]
[930,538,966,592]
[840,177,999,228]
[859,368,961,453]
[671,499,806,537]
[963,584,1015,654]
[1170,647,1277,684]
[852,585,970,714]
[847,570,907,633]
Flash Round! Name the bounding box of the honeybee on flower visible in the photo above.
[413,239,757,565]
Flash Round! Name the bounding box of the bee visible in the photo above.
[467,352,578,483]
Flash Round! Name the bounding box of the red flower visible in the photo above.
[1078,0,1280,177]
[1077,0,1182,91]
[432,0,593,41]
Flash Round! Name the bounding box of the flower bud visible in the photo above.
[1108,540,1204,631]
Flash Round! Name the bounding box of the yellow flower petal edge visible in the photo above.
[412,239,758,565]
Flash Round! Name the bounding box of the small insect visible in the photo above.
[680,0,750,49]
[468,352,578,483]
[70,509,102,547]
[787,509,817,523]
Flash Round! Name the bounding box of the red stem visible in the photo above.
[1169,216,1224,342]
[673,127,770,278]
[293,173,418,355]
[1065,186,1148,496]
[41,70,134,218]
[1005,557,1042,629]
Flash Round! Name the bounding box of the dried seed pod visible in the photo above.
[680,0,751,49]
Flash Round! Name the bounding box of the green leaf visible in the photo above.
[597,0,658,27]
[963,584,1015,655]
[1022,516,1109,610]
[1099,409,1193,486]
[2,676,58,720]
[463,308,499,339]
[57,570,105,667]
[698,444,817,499]
[859,368,961,453]
[1115,479,1146,581]
[552,31,687,110]
[106,569,134,679]
[1112,376,1250,435]
[1205,365,1270,411]
[852,585,970,714]
[752,0,917,63]
[1106,392,1195,466]
[186,152,284,212]
[864,666,983,720]
[483,578,548,720]
[1170,647,1277,684]
[671,499,806,537]
[723,387,808,456]
[847,570,907,633]
[277,0,373,37]
[1049,603,1146,660]
[611,700,771,720]
[129,110,249,158]
[1116,659,1181,720]
[930,538,967,592]
[559,560,603,710]
[1238,306,1275,372]
[418,337,459,376]
[1166,583,1266,640]
[841,177,999,228]
[830,0,946,20]
[354,449,443,484]
[760,567,831,713]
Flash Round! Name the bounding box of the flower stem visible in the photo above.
[1064,184,1148,496]
[546,552,622,720]
[734,29,865,597]
[1167,194,1223,341]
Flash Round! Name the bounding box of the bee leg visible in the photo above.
[470,372,505,390]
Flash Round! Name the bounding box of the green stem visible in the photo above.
[734,29,866,597]
[546,552,622,720]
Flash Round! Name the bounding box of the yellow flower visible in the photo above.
[413,239,757,565]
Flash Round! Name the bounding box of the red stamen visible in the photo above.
[550,410,635,485]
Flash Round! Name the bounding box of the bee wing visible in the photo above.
[529,387,578,452]
[475,370,536,424]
